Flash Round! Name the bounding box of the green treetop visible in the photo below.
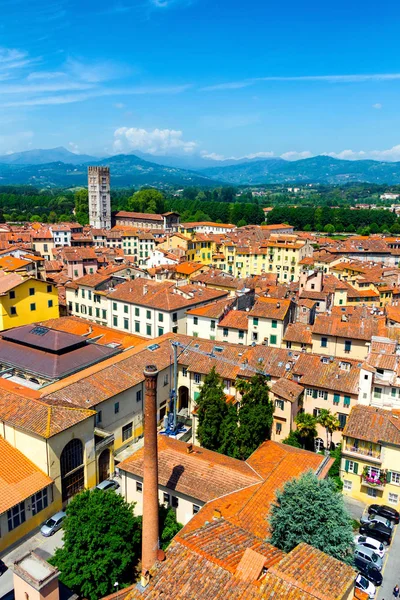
[269,471,354,564]
[50,489,141,600]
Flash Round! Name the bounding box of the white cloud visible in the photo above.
[200,152,227,161]
[202,73,400,92]
[113,127,197,155]
[27,71,66,81]
[246,151,274,159]
[0,131,34,154]
[68,142,79,154]
[200,150,275,161]
[372,103,383,109]
[280,151,313,161]
[114,102,126,109]
[324,145,400,162]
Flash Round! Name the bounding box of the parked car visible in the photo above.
[95,479,120,491]
[354,535,385,558]
[354,557,383,587]
[368,503,400,524]
[355,574,376,599]
[354,546,383,571]
[0,560,7,576]
[359,521,392,545]
[40,511,66,537]
[360,513,394,530]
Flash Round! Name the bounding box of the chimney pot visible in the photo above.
[187,443,193,453]
[213,509,222,520]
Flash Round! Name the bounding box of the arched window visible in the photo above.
[60,439,84,501]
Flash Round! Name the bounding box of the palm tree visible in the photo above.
[317,409,340,451]
[295,412,317,450]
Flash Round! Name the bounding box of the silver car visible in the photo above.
[40,511,66,537]
[95,479,120,491]
[361,513,393,530]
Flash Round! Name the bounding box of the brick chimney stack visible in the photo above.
[141,365,159,588]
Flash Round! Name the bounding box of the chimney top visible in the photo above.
[187,443,193,453]
[213,509,222,520]
[144,364,158,377]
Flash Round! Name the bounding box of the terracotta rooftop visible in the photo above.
[313,313,386,341]
[343,405,400,445]
[270,378,304,402]
[0,380,95,437]
[0,271,25,294]
[107,279,228,311]
[118,436,261,503]
[218,310,249,331]
[123,443,340,600]
[186,298,233,319]
[0,256,32,271]
[38,316,145,349]
[0,436,53,513]
[292,354,360,396]
[283,323,312,344]
[249,298,291,320]
[115,211,163,221]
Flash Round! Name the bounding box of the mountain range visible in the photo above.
[1,147,400,187]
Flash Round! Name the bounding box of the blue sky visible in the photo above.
[1,0,400,161]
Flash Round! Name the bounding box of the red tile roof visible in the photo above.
[0,437,53,513]
[118,436,261,503]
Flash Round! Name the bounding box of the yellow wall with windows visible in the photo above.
[341,438,400,510]
[0,278,59,331]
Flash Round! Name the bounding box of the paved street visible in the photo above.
[0,529,63,599]
[377,522,400,600]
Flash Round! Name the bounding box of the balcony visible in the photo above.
[361,467,387,491]
[95,428,115,453]
[342,444,382,463]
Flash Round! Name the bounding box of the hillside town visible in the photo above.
[2,167,400,600]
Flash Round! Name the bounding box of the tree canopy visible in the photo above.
[196,369,273,460]
[50,489,141,600]
[269,471,354,564]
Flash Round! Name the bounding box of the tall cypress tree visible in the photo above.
[196,367,227,451]
[236,374,274,460]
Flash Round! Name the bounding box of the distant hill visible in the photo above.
[3,150,400,187]
[0,153,219,188]
[0,146,97,166]
[132,151,284,171]
[201,155,400,185]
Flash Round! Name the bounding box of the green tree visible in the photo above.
[323,223,335,234]
[48,210,58,223]
[269,471,354,564]
[30,214,42,222]
[317,409,340,451]
[295,412,317,450]
[159,504,183,550]
[235,374,273,460]
[128,189,164,213]
[74,189,89,225]
[218,402,239,457]
[50,489,141,600]
[196,367,228,451]
[282,430,302,448]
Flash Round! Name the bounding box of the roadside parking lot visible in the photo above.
[344,497,399,600]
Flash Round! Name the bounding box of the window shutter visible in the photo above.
[353,462,358,475]
[387,471,392,484]
[345,459,349,472]
[313,390,318,399]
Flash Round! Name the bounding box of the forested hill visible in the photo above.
[201,155,400,185]
[4,151,400,186]
[0,154,219,188]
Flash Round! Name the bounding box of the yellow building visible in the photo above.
[0,380,96,552]
[341,405,400,510]
[0,436,55,553]
[0,273,59,330]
